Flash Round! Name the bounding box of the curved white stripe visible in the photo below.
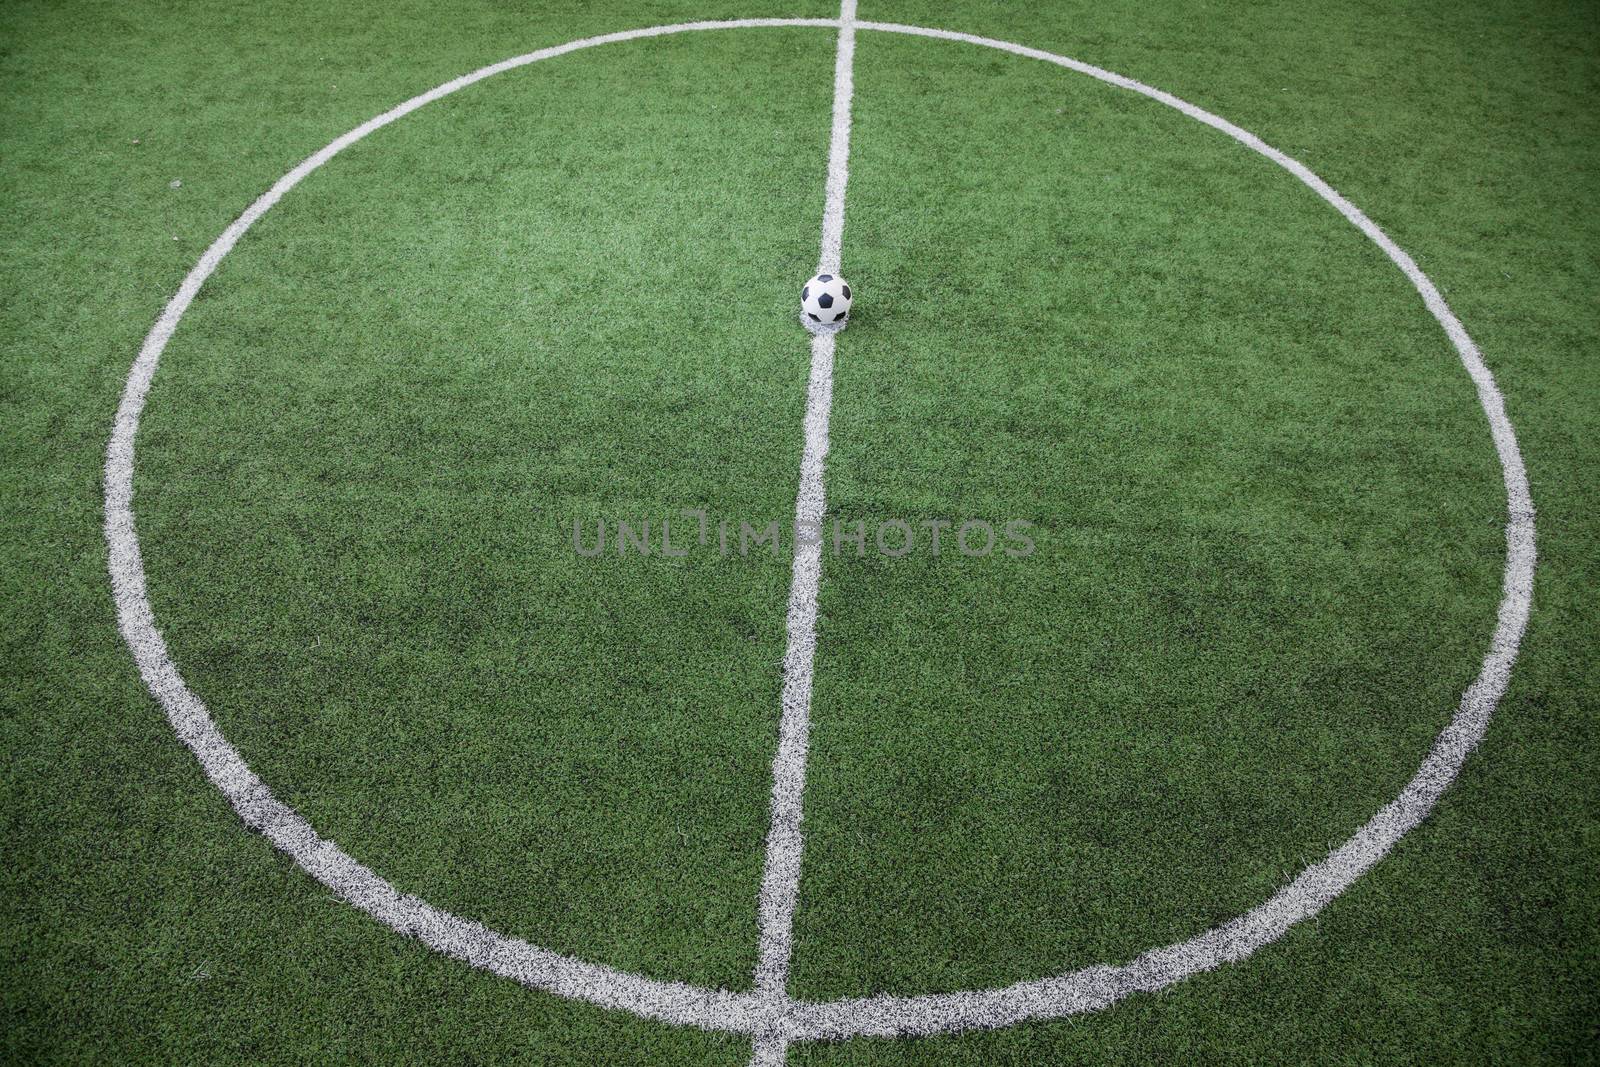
[104,18,835,1036]
[778,21,1538,1040]
[104,15,1535,1054]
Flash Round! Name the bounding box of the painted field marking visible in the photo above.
[752,8,858,1063]
[103,14,1535,1064]
[103,18,834,1038]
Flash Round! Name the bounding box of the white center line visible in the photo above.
[750,2,857,1062]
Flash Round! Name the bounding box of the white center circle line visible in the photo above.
[101,15,1535,1060]
[103,18,837,1039]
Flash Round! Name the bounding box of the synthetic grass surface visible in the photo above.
[796,24,1504,996]
[138,24,836,993]
[3,0,1597,1063]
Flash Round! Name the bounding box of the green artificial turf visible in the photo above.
[137,23,838,993]
[795,23,1505,997]
[2,0,1597,1063]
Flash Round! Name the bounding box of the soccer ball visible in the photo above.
[801,273,852,327]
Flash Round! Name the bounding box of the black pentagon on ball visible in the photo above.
[833,311,846,322]
[817,292,834,309]
[808,312,821,322]
[802,286,810,301]
[818,274,832,283]
[842,284,851,299]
